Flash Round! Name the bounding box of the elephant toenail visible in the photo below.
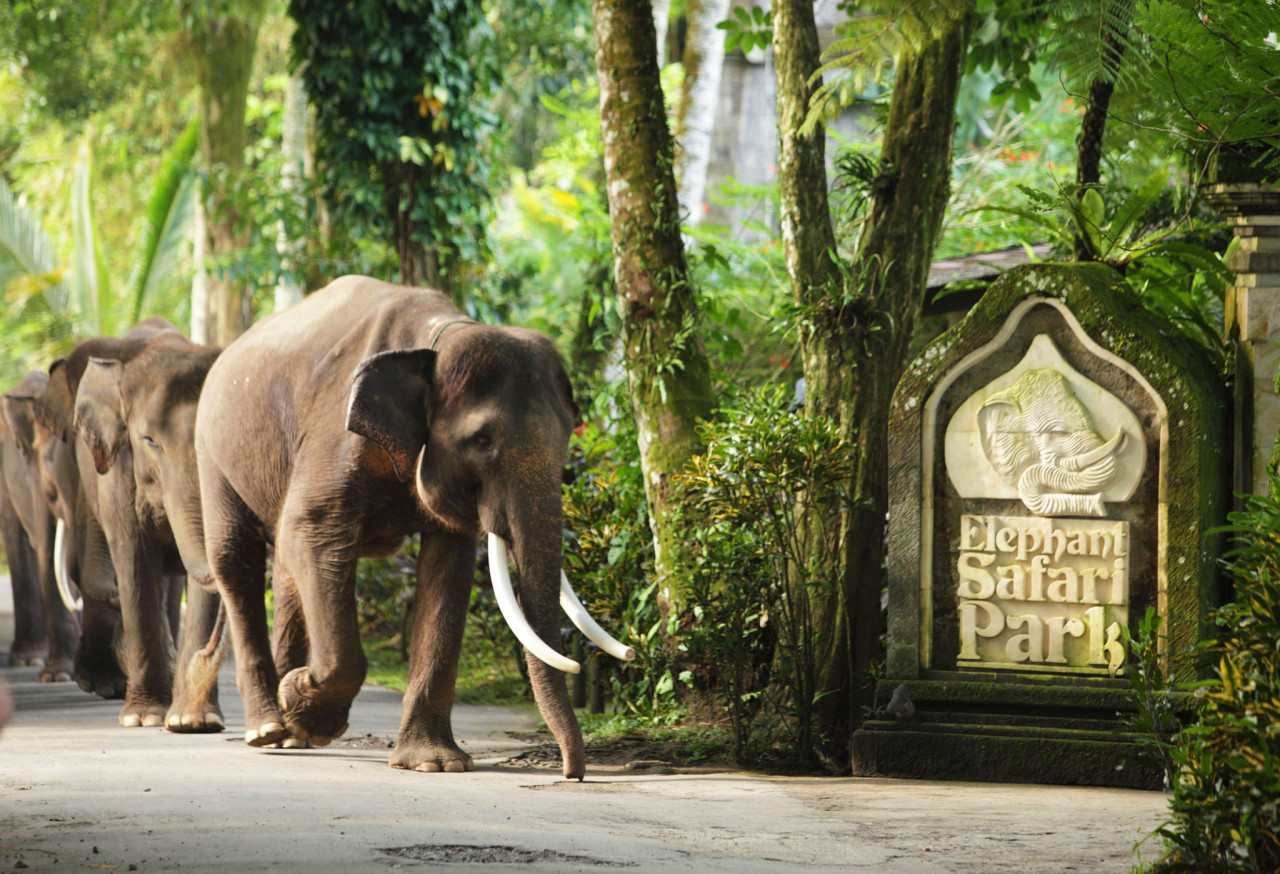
[415,761,443,773]
[143,714,164,727]
[444,760,466,773]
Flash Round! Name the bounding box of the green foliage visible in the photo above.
[1120,607,1184,789]
[805,0,974,132]
[716,6,771,55]
[129,119,199,325]
[562,415,674,718]
[1153,486,1280,873]
[1137,0,1280,180]
[680,386,854,767]
[982,173,1230,368]
[289,0,499,286]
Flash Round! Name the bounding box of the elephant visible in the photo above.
[6,320,177,701]
[1,372,81,678]
[7,320,225,730]
[72,328,226,731]
[196,275,632,779]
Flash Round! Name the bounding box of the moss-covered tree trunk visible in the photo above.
[773,0,973,766]
[594,0,714,612]
[189,9,260,346]
[1073,34,1126,261]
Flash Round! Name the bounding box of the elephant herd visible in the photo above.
[1,275,633,779]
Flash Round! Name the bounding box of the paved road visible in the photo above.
[0,579,1168,873]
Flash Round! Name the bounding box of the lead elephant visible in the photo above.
[1,372,81,677]
[196,275,631,778]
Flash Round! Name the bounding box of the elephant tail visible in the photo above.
[199,600,227,660]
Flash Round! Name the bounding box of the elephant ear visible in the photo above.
[75,358,128,475]
[346,348,438,482]
[1,394,38,462]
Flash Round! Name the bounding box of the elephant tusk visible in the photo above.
[487,533,580,675]
[1066,429,1126,471]
[54,518,84,613]
[560,573,636,661]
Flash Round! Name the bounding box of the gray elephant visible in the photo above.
[196,276,631,778]
[1,372,81,678]
[72,329,225,731]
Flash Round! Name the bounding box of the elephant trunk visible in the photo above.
[502,493,586,780]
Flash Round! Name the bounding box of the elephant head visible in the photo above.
[978,368,1126,517]
[2,372,82,612]
[74,332,220,586]
[346,326,631,774]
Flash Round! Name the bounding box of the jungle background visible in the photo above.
[1,1,1278,870]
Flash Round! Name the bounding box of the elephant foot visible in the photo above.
[119,698,169,728]
[390,740,476,774]
[8,642,47,667]
[277,667,350,747]
[164,702,225,733]
[38,656,74,683]
[246,721,291,747]
[74,652,128,699]
[167,650,225,733]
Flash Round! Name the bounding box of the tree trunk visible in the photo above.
[773,0,974,767]
[594,0,715,614]
[189,11,260,347]
[676,0,731,225]
[652,0,673,67]
[274,72,307,313]
[1073,30,1127,260]
[190,198,209,343]
[386,161,451,299]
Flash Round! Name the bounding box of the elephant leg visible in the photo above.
[113,538,176,727]
[165,579,225,733]
[74,596,127,699]
[390,530,476,773]
[3,511,47,667]
[32,512,79,682]
[273,511,364,748]
[202,469,281,746]
[270,563,309,680]
[165,574,184,648]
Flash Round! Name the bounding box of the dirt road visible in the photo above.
[0,591,1167,872]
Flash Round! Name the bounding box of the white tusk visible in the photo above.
[560,573,635,661]
[487,533,580,675]
[54,518,84,613]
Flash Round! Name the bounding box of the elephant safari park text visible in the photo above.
[955,514,1128,675]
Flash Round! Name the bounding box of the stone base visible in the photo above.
[851,678,1169,790]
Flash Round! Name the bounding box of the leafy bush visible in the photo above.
[680,386,853,767]
[1154,487,1280,872]
[562,414,674,718]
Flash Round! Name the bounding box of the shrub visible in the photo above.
[680,386,852,767]
[1155,485,1280,872]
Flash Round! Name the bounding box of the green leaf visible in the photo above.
[1107,167,1167,247]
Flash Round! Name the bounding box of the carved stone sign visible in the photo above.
[942,333,1144,677]
[855,263,1229,788]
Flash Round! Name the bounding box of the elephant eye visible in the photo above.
[142,436,159,449]
[471,433,493,450]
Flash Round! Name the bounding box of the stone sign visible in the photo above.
[854,263,1229,788]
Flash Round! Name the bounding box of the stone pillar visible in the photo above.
[1204,181,1280,496]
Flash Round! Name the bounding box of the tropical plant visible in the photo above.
[682,386,854,768]
[1154,482,1280,872]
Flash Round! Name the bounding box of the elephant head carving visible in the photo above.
[978,368,1127,517]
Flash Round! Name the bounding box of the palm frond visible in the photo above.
[128,118,199,324]
[0,174,69,313]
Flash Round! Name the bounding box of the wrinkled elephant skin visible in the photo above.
[197,276,588,778]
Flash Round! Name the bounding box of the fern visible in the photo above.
[805,0,971,134]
